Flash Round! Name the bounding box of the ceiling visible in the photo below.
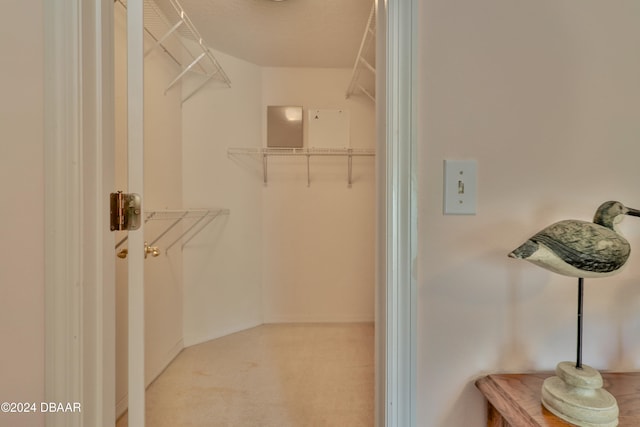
[174,0,374,68]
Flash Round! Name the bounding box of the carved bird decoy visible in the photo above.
[508,201,640,278]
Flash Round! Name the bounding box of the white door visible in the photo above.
[126,0,146,426]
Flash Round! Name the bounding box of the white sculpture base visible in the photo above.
[541,362,619,427]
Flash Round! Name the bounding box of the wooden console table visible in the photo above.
[476,372,640,426]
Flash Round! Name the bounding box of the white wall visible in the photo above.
[0,1,45,426]
[114,4,184,415]
[417,1,640,426]
[261,68,376,323]
[182,59,376,343]
[182,51,264,346]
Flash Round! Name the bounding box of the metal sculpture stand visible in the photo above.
[541,278,619,427]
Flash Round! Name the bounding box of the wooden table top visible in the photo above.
[476,372,640,426]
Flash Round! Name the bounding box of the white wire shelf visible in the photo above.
[228,147,375,156]
[227,147,375,187]
[346,2,376,102]
[115,208,229,258]
[117,0,231,103]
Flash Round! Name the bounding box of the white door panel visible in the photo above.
[127,0,146,425]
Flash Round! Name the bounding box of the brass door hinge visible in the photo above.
[110,191,141,231]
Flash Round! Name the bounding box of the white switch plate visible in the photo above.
[444,159,477,215]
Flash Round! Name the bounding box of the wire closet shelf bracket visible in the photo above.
[345,2,376,102]
[115,208,229,259]
[116,0,231,103]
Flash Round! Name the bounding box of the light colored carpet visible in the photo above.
[116,323,374,426]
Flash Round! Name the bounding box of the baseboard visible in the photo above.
[147,338,184,388]
[183,321,262,348]
[263,314,375,324]
[115,394,127,420]
[115,337,184,419]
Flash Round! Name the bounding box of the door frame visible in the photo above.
[376,1,418,426]
[43,0,417,425]
[43,0,115,426]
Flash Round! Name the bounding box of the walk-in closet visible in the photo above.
[113,0,377,425]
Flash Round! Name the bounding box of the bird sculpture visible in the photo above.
[509,201,640,278]
[508,201,640,427]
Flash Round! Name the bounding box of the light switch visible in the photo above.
[444,160,477,215]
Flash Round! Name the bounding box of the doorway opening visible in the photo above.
[43,0,417,425]
[113,1,378,425]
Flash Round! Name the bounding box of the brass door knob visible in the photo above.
[144,242,160,258]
